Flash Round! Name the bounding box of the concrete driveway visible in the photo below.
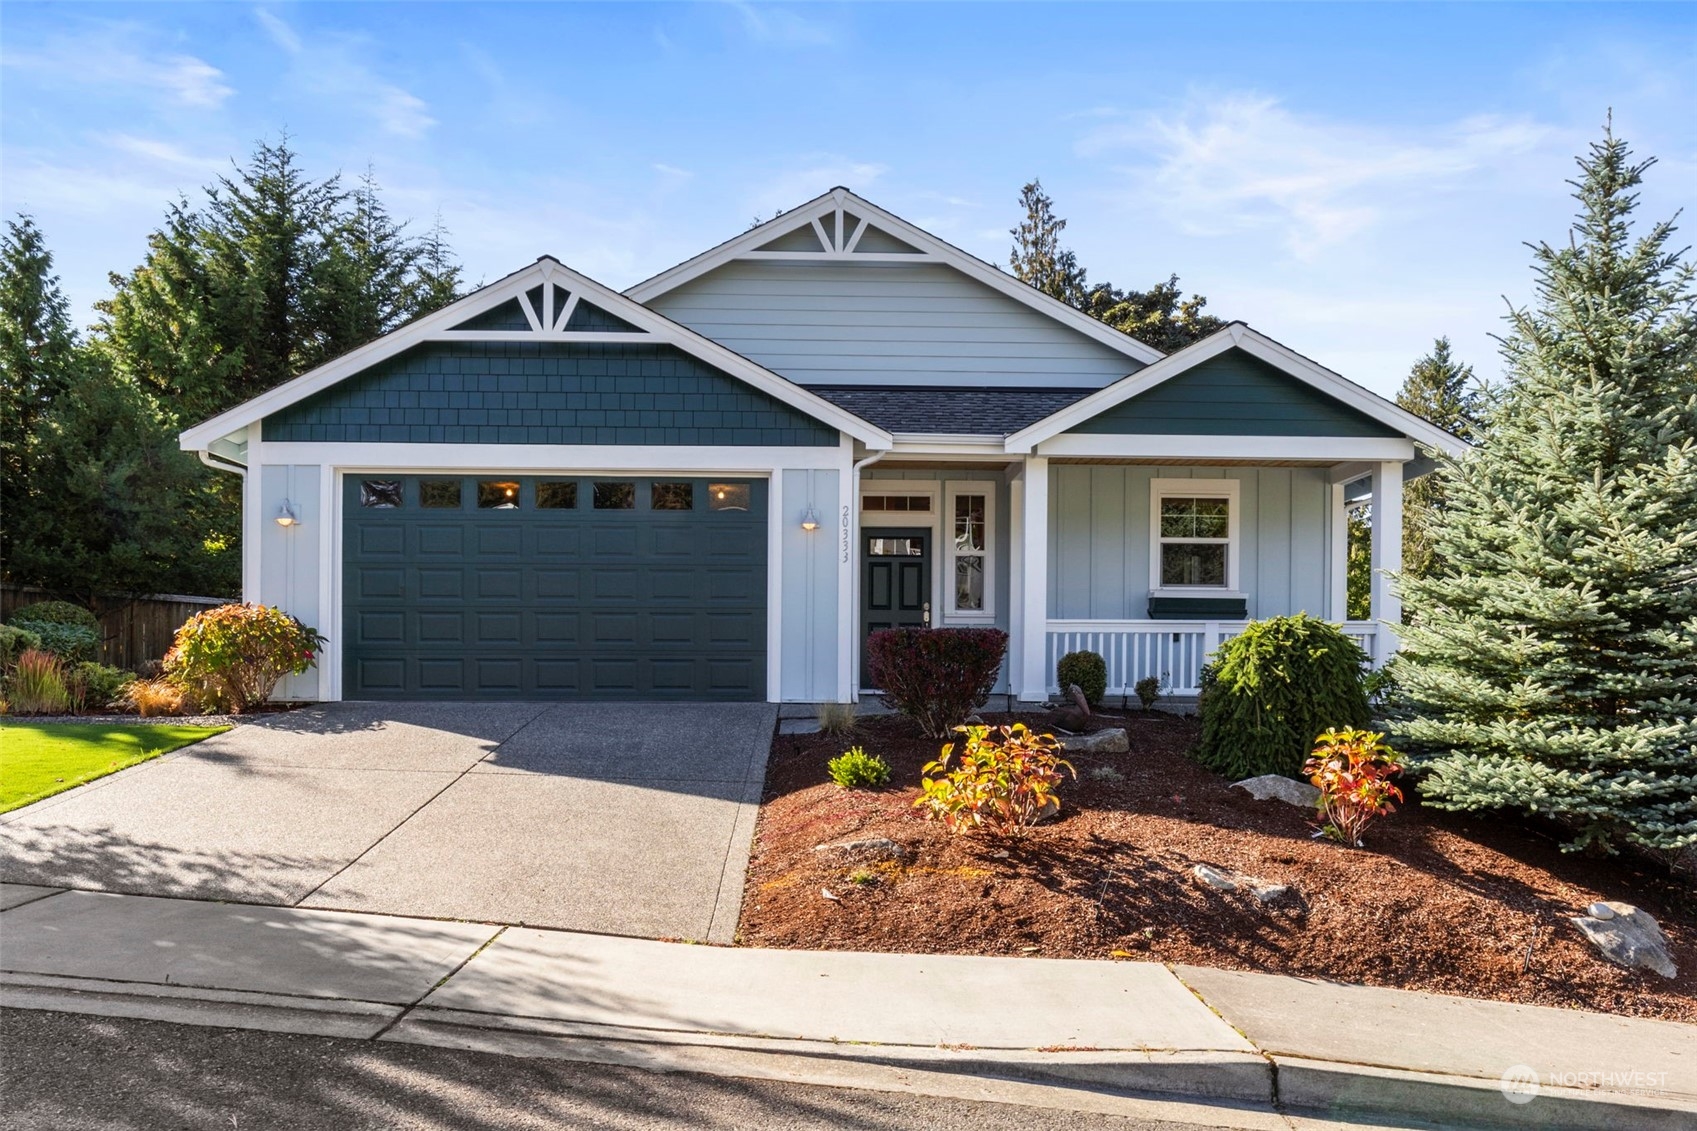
[0,701,777,942]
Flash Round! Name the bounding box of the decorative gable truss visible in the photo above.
[179,255,892,452]
[744,198,928,261]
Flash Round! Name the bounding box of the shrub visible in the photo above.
[10,601,102,663]
[8,600,99,631]
[914,722,1076,835]
[866,627,1008,738]
[0,625,43,668]
[827,746,890,789]
[68,662,134,712]
[4,649,71,715]
[1134,674,1164,711]
[1305,727,1406,848]
[817,701,858,736]
[166,603,326,713]
[124,677,189,717]
[1195,614,1370,780]
[1056,650,1107,708]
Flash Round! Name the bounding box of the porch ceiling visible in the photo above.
[1049,456,1351,467]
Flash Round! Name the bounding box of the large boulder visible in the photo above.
[1231,774,1320,809]
[1060,728,1129,755]
[1570,901,1677,979]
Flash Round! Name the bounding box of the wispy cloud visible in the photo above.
[1083,93,1553,258]
[2,26,233,108]
[251,8,436,138]
[726,2,837,47]
[750,156,886,216]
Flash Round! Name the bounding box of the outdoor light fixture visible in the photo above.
[800,506,820,532]
[275,500,300,527]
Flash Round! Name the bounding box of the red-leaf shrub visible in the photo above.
[166,604,326,714]
[866,627,1008,738]
[1304,727,1406,847]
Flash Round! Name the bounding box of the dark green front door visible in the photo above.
[861,527,931,686]
[343,475,767,700]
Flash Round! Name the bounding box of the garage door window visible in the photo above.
[360,480,402,508]
[708,483,750,512]
[536,481,578,509]
[594,482,635,509]
[651,482,694,511]
[420,480,462,508]
[478,480,521,509]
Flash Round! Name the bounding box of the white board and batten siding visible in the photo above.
[646,261,1146,389]
[778,467,843,703]
[257,463,325,701]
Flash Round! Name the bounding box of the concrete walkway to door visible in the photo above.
[0,701,778,942]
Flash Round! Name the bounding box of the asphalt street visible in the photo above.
[0,1009,1227,1131]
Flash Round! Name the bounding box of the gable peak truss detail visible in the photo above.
[447,274,645,340]
[746,193,928,262]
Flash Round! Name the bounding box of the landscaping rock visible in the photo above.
[1249,883,1293,905]
[1060,728,1129,755]
[1587,901,1616,920]
[812,836,906,862]
[1231,774,1320,809]
[1571,902,1677,979]
[1192,864,1238,892]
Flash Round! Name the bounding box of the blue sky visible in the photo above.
[3,1,1693,395]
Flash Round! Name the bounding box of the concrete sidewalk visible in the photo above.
[2,884,1692,1130]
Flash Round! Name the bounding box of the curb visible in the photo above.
[5,971,1692,1130]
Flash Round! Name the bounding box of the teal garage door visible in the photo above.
[342,475,767,700]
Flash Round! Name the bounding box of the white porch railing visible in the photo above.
[1046,620,1383,698]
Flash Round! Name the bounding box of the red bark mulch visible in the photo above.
[739,710,1696,1022]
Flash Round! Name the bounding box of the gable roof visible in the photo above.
[1004,323,1469,456]
[623,187,1165,369]
[809,385,1095,436]
[178,256,892,452]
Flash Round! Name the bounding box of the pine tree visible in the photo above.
[412,211,465,316]
[1392,127,1697,855]
[1397,338,1483,580]
[1009,179,1087,306]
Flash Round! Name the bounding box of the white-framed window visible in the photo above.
[945,481,995,620]
[1149,478,1241,595]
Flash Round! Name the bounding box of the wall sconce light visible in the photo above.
[275,500,301,527]
[800,506,820,532]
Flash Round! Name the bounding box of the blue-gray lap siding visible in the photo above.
[1067,348,1404,437]
[261,341,841,446]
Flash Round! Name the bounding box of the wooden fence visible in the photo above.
[1,586,229,671]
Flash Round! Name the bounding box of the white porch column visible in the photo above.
[1329,480,1348,622]
[1370,460,1404,651]
[1016,456,1050,702]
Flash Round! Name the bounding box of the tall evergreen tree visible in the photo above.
[1010,179,1088,306]
[1397,338,1483,580]
[1009,181,1223,351]
[1392,127,1697,856]
[1,216,79,536]
[412,212,465,315]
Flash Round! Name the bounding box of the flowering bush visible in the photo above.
[166,604,325,714]
[914,722,1075,835]
[1304,727,1406,847]
[866,627,1008,738]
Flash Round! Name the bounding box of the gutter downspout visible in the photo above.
[848,448,887,700]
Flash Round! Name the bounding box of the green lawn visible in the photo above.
[0,722,230,813]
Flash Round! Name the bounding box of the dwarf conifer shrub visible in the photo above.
[866,627,1008,738]
[1056,650,1107,707]
[1134,674,1164,711]
[0,625,43,669]
[9,602,101,663]
[827,747,890,789]
[166,603,325,713]
[1196,615,1370,780]
[69,662,134,712]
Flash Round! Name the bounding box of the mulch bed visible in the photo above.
[740,711,1696,1022]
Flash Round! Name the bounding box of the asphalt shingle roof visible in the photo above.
[807,385,1096,436]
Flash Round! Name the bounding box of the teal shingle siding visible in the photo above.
[451,298,532,331]
[565,300,643,333]
[1068,348,1402,437]
[262,341,840,446]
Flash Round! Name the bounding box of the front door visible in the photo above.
[861,527,931,686]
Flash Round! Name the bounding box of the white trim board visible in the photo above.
[179,257,892,453]
[1005,322,1467,457]
[1033,434,1418,461]
[623,187,1164,369]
